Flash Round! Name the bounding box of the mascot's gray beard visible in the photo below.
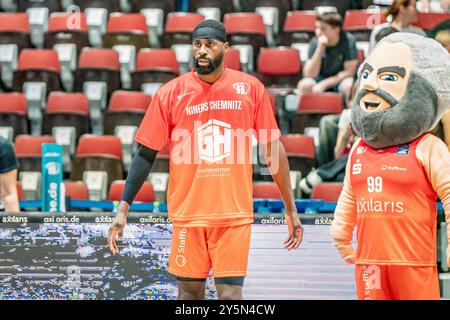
[351,72,438,149]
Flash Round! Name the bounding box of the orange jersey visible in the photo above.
[134,67,280,227]
[331,134,450,267]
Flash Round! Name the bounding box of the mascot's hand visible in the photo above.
[334,242,356,264]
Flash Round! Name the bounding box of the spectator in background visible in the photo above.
[435,29,450,52]
[297,12,358,108]
[0,137,19,212]
[369,0,426,51]
[419,0,450,12]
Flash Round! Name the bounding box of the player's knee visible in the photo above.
[298,78,316,94]
[217,287,243,300]
[178,288,205,300]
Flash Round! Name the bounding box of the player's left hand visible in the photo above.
[284,211,303,251]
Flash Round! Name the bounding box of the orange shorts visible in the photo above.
[355,264,440,300]
[168,223,251,279]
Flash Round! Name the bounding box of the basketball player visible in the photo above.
[107,20,303,300]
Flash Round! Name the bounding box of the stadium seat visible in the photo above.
[310,182,343,202]
[189,0,235,20]
[282,10,317,61]
[279,134,317,176]
[357,49,365,68]
[108,180,155,203]
[253,181,282,199]
[13,49,61,93]
[0,13,31,89]
[15,134,56,200]
[102,13,149,89]
[104,90,151,170]
[241,0,292,46]
[257,47,301,89]
[74,48,120,133]
[415,12,450,30]
[0,93,29,140]
[43,92,91,171]
[224,47,241,70]
[45,12,89,91]
[224,13,267,72]
[299,0,352,17]
[163,12,205,74]
[17,0,62,12]
[71,134,124,200]
[131,0,177,48]
[44,12,89,54]
[291,93,344,133]
[72,0,120,13]
[343,9,387,42]
[131,49,179,93]
[63,180,89,200]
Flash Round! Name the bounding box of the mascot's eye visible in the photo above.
[362,71,369,79]
[379,74,398,81]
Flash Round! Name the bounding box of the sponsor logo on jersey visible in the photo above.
[396,144,410,155]
[380,165,407,172]
[233,82,250,95]
[356,146,367,155]
[197,119,232,162]
[177,90,195,101]
[352,159,362,175]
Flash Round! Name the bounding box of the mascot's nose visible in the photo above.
[362,72,379,91]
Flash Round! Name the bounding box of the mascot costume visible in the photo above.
[330,32,450,300]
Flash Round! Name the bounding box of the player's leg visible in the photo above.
[168,226,211,300]
[215,277,245,300]
[177,277,207,300]
[355,264,391,300]
[208,223,252,300]
[387,265,440,300]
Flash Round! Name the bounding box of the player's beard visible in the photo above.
[194,52,224,75]
[351,72,438,149]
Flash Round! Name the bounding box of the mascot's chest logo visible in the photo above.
[396,144,411,156]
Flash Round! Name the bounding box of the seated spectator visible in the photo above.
[297,12,358,108]
[370,0,426,51]
[0,137,19,212]
[435,29,450,52]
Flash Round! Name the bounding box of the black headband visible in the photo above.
[192,26,227,43]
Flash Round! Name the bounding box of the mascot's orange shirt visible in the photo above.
[331,134,450,266]
[134,67,280,227]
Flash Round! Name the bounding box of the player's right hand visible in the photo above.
[108,201,130,254]
[318,35,329,48]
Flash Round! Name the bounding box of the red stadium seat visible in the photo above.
[108,180,155,202]
[71,134,124,185]
[357,49,365,67]
[14,135,56,172]
[104,91,151,134]
[343,10,387,41]
[282,10,317,49]
[13,49,61,92]
[44,13,89,52]
[279,134,316,176]
[253,182,282,199]
[0,93,29,138]
[416,12,450,30]
[103,13,149,51]
[75,48,120,96]
[163,12,205,47]
[291,93,344,133]
[44,92,90,139]
[64,181,89,200]
[224,47,241,71]
[131,0,176,20]
[257,47,302,88]
[17,0,62,13]
[311,182,343,202]
[299,0,351,17]
[224,13,267,68]
[132,49,179,90]
[241,0,292,35]
[0,13,31,52]
[72,0,120,13]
